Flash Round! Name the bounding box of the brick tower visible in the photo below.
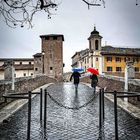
[40,34,64,81]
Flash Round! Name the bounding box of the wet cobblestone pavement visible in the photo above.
[0,83,140,140]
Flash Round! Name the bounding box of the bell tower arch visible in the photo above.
[88,26,102,52]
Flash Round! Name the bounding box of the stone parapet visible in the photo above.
[0,75,57,104]
[81,75,140,106]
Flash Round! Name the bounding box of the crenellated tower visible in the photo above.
[40,34,64,81]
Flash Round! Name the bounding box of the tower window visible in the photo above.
[20,62,22,65]
[50,67,53,70]
[35,68,38,71]
[50,54,53,59]
[29,62,32,65]
[95,40,99,50]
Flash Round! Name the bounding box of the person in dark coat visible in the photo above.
[90,74,98,93]
[70,71,81,90]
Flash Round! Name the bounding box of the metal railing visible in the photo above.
[99,89,140,140]
[2,89,45,140]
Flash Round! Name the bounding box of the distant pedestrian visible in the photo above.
[70,71,81,91]
[90,74,98,93]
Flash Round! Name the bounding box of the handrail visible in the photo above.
[104,91,140,96]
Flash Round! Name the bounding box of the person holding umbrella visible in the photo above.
[90,74,98,93]
[70,69,81,91]
[87,67,99,93]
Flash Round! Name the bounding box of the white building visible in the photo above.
[0,58,34,80]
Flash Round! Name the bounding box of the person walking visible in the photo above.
[70,71,81,91]
[90,74,98,93]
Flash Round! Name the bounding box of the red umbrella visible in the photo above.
[87,67,99,75]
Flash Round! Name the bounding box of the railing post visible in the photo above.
[114,91,118,140]
[102,88,105,121]
[27,91,32,140]
[99,89,102,129]
[40,88,43,122]
[44,89,47,129]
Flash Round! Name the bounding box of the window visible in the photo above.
[95,40,98,50]
[96,57,98,61]
[106,57,112,62]
[35,68,38,71]
[31,73,33,76]
[50,67,53,70]
[124,57,131,62]
[116,57,121,62]
[135,67,139,72]
[107,67,112,72]
[50,53,53,59]
[23,73,26,76]
[49,45,53,59]
[20,62,22,65]
[29,62,31,65]
[116,67,122,72]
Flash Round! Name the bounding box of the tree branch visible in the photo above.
[82,0,101,6]
[40,0,57,9]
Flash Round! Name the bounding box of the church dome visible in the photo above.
[91,26,99,35]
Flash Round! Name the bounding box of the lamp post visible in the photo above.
[42,51,45,74]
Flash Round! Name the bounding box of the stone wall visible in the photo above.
[81,75,140,105]
[0,75,57,104]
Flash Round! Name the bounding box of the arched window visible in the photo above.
[95,40,99,50]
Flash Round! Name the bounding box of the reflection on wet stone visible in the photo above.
[0,83,140,140]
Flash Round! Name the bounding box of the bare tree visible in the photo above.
[0,0,139,28]
[0,0,58,28]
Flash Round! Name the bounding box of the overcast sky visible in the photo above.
[0,0,140,72]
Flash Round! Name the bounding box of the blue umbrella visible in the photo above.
[72,68,84,72]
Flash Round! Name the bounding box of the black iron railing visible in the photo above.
[99,89,140,140]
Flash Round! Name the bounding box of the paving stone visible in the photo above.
[0,82,140,140]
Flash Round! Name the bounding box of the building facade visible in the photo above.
[0,34,65,81]
[0,58,34,79]
[71,26,140,78]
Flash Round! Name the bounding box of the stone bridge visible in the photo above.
[0,74,140,107]
[0,75,57,105]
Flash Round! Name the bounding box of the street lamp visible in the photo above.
[42,51,45,74]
